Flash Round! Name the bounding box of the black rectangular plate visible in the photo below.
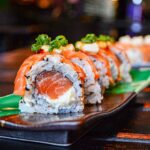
[0,92,136,146]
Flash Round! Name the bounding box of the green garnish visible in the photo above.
[49,35,68,51]
[49,40,61,51]
[97,35,114,42]
[81,33,97,43]
[55,35,68,46]
[31,34,51,52]
[31,34,69,52]
[31,44,42,52]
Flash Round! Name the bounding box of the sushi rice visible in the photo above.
[110,45,132,82]
[89,55,110,89]
[72,57,103,104]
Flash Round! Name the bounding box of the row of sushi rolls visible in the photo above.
[14,33,150,114]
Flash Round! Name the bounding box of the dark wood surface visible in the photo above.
[0,49,150,149]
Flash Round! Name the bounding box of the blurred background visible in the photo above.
[0,0,150,52]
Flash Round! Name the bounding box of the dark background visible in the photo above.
[0,0,150,53]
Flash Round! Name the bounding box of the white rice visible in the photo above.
[89,56,110,89]
[72,58,103,104]
[99,52,119,83]
[19,55,84,114]
[126,48,143,65]
[110,47,132,82]
[107,57,119,81]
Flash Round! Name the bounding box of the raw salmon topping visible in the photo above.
[14,53,49,96]
[62,50,99,79]
[98,48,121,81]
[61,57,86,81]
[35,71,73,99]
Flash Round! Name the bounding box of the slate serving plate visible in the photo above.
[0,92,136,146]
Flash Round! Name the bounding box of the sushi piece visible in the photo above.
[119,35,144,65]
[14,35,84,114]
[86,53,110,91]
[62,50,103,104]
[131,36,150,63]
[96,35,121,83]
[119,35,150,64]
[75,34,111,91]
[109,42,132,82]
[46,35,103,104]
[97,35,132,82]
[75,34,119,87]
[95,34,132,83]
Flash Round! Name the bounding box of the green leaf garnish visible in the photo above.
[31,44,42,52]
[31,34,51,52]
[97,35,107,41]
[0,94,22,109]
[55,35,68,46]
[106,69,150,94]
[35,34,51,45]
[97,35,114,42]
[81,33,97,43]
[49,40,61,51]
[49,35,68,51]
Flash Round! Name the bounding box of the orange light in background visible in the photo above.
[112,0,119,8]
[37,0,53,9]
[112,0,119,17]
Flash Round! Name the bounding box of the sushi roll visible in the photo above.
[14,35,84,114]
[13,33,134,115]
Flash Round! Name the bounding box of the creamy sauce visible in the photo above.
[76,42,99,53]
[41,45,50,52]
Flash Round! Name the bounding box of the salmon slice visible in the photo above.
[82,51,114,84]
[111,43,130,61]
[62,50,99,79]
[98,48,121,81]
[82,51,111,76]
[61,57,86,81]
[35,71,73,99]
[140,45,150,62]
[14,53,48,96]
[47,53,86,81]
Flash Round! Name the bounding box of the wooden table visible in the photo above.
[0,49,150,149]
